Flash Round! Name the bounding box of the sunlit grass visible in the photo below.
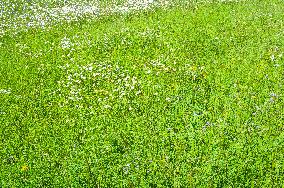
[1,0,284,187]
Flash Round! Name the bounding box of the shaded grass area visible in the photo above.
[1,0,284,186]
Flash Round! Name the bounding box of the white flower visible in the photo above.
[0,89,11,94]
[104,105,112,109]
[270,93,278,103]
[61,37,72,49]
[270,54,275,61]
[123,163,131,174]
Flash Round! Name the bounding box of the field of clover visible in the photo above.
[1,0,284,187]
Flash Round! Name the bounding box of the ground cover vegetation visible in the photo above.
[1,0,284,187]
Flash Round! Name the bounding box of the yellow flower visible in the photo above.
[21,165,29,171]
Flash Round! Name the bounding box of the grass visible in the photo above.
[1,0,284,187]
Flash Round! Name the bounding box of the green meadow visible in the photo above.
[1,0,284,186]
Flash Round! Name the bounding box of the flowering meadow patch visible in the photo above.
[1,0,284,187]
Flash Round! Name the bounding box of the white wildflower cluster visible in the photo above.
[138,28,157,38]
[60,37,73,50]
[0,0,100,35]
[111,0,159,13]
[184,64,207,81]
[0,89,11,94]
[0,0,172,36]
[269,92,278,103]
[55,61,144,105]
[0,0,247,36]
[148,56,177,75]
[59,35,89,57]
